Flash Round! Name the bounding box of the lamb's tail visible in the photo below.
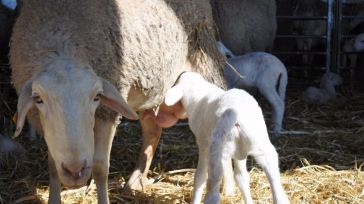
[208,109,238,193]
[276,70,288,101]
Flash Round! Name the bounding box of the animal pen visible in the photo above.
[0,0,364,203]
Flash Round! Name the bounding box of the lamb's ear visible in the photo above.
[165,84,183,106]
[14,80,34,138]
[100,78,139,120]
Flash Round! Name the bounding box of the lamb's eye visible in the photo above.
[94,93,101,102]
[33,95,43,104]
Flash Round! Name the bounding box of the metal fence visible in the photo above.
[273,0,364,74]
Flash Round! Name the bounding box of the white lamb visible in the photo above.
[216,41,288,134]
[301,71,343,104]
[164,72,289,204]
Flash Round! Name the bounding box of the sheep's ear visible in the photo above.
[14,80,34,138]
[165,84,183,106]
[100,78,139,120]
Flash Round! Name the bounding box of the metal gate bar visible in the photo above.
[273,0,334,72]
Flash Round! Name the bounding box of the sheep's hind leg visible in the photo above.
[125,110,162,192]
[253,146,289,204]
[222,158,235,196]
[259,86,284,134]
[48,152,61,204]
[93,117,118,204]
[234,158,254,204]
[204,137,226,204]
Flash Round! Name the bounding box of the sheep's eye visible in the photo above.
[33,95,43,104]
[94,93,101,102]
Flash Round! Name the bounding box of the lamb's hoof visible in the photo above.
[123,170,150,194]
[272,130,282,137]
[270,125,283,137]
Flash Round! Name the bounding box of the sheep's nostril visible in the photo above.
[61,160,87,180]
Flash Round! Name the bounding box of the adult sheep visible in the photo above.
[10,0,225,203]
[210,0,277,55]
[0,2,15,60]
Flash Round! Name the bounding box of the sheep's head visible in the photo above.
[14,58,138,187]
[354,33,364,51]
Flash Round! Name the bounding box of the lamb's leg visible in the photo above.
[233,158,254,204]
[204,134,226,204]
[93,117,118,204]
[125,110,162,192]
[253,146,289,204]
[222,158,235,196]
[204,162,223,204]
[258,86,285,134]
[48,152,61,204]
[192,148,208,204]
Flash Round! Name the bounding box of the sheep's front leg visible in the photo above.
[93,117,118,204]
[125,110,162,192]
[192,147,208,204]
[48,152,61,204]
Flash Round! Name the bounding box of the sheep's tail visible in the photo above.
[208,109,238,192]
[276,70,288,101]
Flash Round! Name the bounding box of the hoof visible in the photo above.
[123,170,150,193]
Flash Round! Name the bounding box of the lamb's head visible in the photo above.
[354,33,364,51]
[216,41,236,58]
[320,72,343,88]
[164,72,206,117]
[14,58,138,187]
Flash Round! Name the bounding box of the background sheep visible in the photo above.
[342,33,364,68]
[293,0,327,65]
[164,72,289,204]
[301,71,343,105]
[0,1,15,61]
[10,0,225,202]
[1,0,17,10]
[217,41,288,134]
[210,0,277,55]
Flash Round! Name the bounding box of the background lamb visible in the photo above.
[10,0,225,202]
[164,72,289,204]
[301,71,343,105]
[217,41,288,134]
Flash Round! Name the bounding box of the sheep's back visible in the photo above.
[11,0,225,110]
[210,0,277,54]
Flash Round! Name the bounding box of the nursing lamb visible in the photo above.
[164,72,289,204]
